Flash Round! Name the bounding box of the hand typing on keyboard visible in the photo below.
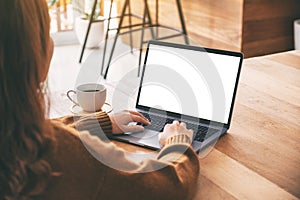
[158,121,193,147]
[109,110,151,134]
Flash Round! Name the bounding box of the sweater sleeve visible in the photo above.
[54,111,112,136]
[79,132,200,200]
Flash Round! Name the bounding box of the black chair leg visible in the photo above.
[128,0,133,53]
[79,0,98,63]
[144,0,155,39]
[104,0,129,79]
[176,0,189,44]
[137,0,156,77]
[138,3,148,77]
[102,0,188,79]
[101,0,114,75]
[155,0,159,37]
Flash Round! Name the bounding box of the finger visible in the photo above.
[130,114,151,125]
[127,110,150,124]
[158,132,165,147]
[180,122,186,128]
[163,123,171,132]
[123,125,144,133]
[173,120,180,125]
[126,110,146,119]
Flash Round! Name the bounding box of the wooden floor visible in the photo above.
[117,0,242,52]
[116,0,300,57]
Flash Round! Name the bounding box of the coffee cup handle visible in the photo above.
[103,102,113,113]
[67,90,80,106]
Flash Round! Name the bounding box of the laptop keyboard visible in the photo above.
[138,112,219,142]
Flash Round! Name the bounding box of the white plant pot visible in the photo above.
[75,16,105,48]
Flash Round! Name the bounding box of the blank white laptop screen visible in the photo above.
[137,44,241,124]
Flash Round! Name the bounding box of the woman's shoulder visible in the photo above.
[48,119,92,164]
[49,119,111,153]
[48,119,105,165]
[48,119,120,167]
[50,119,79,139]
[48,119,141,172]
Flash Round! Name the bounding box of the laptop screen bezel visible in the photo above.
[136,40,243,129]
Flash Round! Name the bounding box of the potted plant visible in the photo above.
[72,0,105,48]
[48,0,105,48]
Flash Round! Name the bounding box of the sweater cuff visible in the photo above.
[165,134,191,146]
[95,111,112,135]
[157,143,191,160]
[74,111,112,136]
[156,135,192,160]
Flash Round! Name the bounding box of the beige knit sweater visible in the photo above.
[37,111,200,200]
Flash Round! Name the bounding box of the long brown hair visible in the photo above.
[0,0,55,198]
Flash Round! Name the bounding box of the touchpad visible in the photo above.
[125,129,159,139]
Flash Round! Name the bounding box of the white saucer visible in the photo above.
[70,103,113,115]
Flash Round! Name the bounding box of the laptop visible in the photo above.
[112,40,243,152]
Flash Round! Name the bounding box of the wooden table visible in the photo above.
[50,50,300,199]
[193,50,300,200]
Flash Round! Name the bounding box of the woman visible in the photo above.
[0,0,200,199]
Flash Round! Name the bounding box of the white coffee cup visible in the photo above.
[67,83,107,112]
